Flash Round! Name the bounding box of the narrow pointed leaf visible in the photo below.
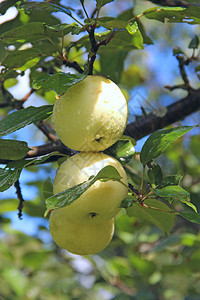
[140,126,195,165]
[188,35,199,49]
[0,105,53,137]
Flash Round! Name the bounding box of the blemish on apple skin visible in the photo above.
[95,136,103,143]
[89,212,97,218]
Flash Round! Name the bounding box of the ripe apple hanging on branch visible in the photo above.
[52,75,128,152]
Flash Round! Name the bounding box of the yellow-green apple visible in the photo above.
[53,75,128,151]
[53,152,128,224]
[49,210,114,255]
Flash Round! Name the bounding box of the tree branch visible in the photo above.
[124,89,200,140]
[14,180,24,220]
[147,0,200,7]
[62,56,84,74]
[0,90,199,166]
[26,140,77,158]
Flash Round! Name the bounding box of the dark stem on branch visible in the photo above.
[63,58,84,74]
[14,180,24,220]
[87,27,120,75]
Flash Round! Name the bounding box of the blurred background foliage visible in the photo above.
[0,0,200,299]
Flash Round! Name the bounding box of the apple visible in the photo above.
[53,152,128,224]
[49,209,114,255]
[53,75,128,152]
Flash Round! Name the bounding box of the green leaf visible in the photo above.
[120,196,136,209]
[140,126,195,166]
[44,23,82,37]
[148,164,163,187]
[0,0,19,15]
[0,152,65,192]
[188,35,199,49]
[44,165,122,217]
[159,175,182,188]
[0,22,47,43]
[127,199,175,235]
[173,46,185,55]
[0,139,30,160]
[1,49,42,71]
[0,105,53,137]
[179,212,200,224]
[95,165,122,181]
[0,69,18,81]
[6,152,66,170]
[105,136,135,165]
[100,50,127,83]
[96,0,115,9]
[0,168,21,192]
[33,72,87,95]
[22,1,73,17]
[0,21,79,46]
[154,185,197,212]
[144,6,200,24]
[97,17,128,29]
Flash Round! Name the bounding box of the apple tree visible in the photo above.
[0,0,200,299]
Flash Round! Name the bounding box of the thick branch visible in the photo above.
[0,90,199,166]
[124,89,200,140]
[27,140,76,157]
[147,0,200,7]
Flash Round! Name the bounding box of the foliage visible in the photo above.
[0,0,200,299]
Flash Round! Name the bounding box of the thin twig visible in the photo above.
[80,0,90,21]
[63,53,84,74]
[177,55,190,88]
[141,203,177,214]
[14,180,25,220]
